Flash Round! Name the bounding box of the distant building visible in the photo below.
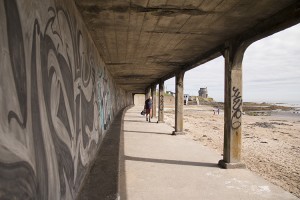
[198,87,208,98]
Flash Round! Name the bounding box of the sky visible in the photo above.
[164,24,300,104]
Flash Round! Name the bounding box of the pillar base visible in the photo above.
[172,131,184,135]
[218,160,246,169]
[157,120,164,123]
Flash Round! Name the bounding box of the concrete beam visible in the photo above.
[151,84,157,118]
[238,2,300,45]
[157,81,164,123]
[153,2,300,87]
[172,70,185,135]
[218,41,249,169]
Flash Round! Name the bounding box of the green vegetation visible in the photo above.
[164,92,173,96]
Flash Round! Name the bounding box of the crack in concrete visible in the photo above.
[79,4,214,17]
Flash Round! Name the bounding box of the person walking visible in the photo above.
[145,96,153,122]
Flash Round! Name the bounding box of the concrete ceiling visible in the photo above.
[75,0,300,93]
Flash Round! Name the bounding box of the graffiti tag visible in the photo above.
[231,87,242,129]
[159,95,164,111]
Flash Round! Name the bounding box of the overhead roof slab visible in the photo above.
[75,0,300,93]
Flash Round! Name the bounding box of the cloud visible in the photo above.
[165,24,300,103]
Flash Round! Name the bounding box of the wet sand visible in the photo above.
[164,105,300,198]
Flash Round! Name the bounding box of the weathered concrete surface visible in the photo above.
[151,84,157,117]
[220,41,249,167]
[75,0,300,92]
[174,71,184,135]
[0,0,131,199]
[120,106,299,200]
[145,87,151,101]
[134,94,146,106]
[77,107,131,200]
[134,94,174,107]
[157,81,164,123]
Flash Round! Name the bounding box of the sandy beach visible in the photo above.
[164,105,300,198]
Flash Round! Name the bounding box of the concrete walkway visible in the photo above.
[119,106,299,200]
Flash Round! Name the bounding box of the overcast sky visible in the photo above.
[165,24,300,104]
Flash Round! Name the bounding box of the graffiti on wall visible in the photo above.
[97,67,112,131]
[231,86,242,129]
[159,95,164,111]
[0,0,125,199]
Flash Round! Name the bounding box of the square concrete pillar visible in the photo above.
[173,71,185,135]
[157,81,164,123]
[219,41,249,169]
[145,87,151,101]
[151,84,157,118]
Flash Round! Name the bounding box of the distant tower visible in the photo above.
[198,87,208,98]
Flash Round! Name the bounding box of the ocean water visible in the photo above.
[273,102,300,109]
[248,101,300,118]
[271,102,300,119]
[275,103,300,113]
[271,110,300,119]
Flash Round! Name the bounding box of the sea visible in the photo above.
[274,102,300,109]
[270,102,300,119]
[240,100,300,119]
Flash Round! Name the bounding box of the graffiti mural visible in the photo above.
[0,0,130,199]
[97,67,112,131]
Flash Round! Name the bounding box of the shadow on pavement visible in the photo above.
[125,155,219,168]
[77,107,130,200]
[124,130,172,135]
[123,119,149,123]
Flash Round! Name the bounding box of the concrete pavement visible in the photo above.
[119,106,299,200]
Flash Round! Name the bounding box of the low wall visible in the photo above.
[134,94,175,107]
[164,96,175,106]
[134,94,145,106]
[0,0,131,199]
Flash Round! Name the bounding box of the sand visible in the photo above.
[163,105,300,198]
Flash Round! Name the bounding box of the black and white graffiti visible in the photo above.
[0,0,129,199]
[159,95,164,111]
[231,86,242,129]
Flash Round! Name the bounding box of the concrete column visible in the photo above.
[157,81,164,123]
[218,41,249,169]
[145,87,150,101]
[151,84,157,118]
[132,93,135,105]
[173,70,185,135]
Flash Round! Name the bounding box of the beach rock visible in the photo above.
[251,122,275,128]
[271,122,293,126]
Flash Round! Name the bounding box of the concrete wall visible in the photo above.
[0,0,131,199]
[164,96,175,106]
[134,94,145,106]
[134,94,175,107]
